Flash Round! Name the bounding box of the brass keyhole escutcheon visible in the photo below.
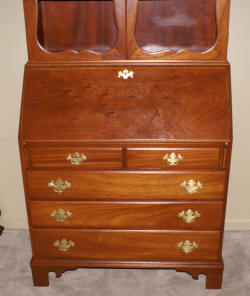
[118,69,134,80]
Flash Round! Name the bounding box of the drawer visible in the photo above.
[32,229,221,261]
[29,147,123,169]
[27,171,226,200]
[30,201,224,230]
[126,147,221,169]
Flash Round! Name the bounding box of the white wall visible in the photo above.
[0,0,249,229]
[226,0,250,229]
[0,0,28,228]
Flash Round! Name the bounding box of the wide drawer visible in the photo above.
[32,229,221,261]
[27,171,226,200]
[29,147,123,169]
[126,147,221,169]
[30,201,224,230]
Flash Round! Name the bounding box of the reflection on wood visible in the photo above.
[37,0,117,53]
[135,0,217,53]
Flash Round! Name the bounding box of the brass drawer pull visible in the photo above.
[180,179,203,194]
[178,209,201,223]
[53,239,75,252]
[48,179,71,194]
[118,69,133,80]
[50,209,72,222]
[162,152,183,166]
[177,240,198,254]
[67,152,87,165]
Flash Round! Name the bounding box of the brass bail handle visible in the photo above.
[50,209,72,223]
[177,240,198,254]
[162,152,183,166]
[180,179,203,194]
[48,179,71,194]
[67,152,87,165]
[53,239,75,252]
[178,209,201,223]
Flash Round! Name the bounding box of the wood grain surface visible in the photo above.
[38,1,118,53]
[24,0,127,61]
[127,0,230,60]
[30,257,224,288]
[32,229,221,261]
[30,201,224,230]
[19,65,231,142]
[127,147,221,169]
[27,170,226,200]
[30,146,123,169]
[23,0,230,61]
[20,0,232,289]
[135,0,217,53]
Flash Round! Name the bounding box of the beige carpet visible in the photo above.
[0,230,249,295]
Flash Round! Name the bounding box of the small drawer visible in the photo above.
[30,201,224,230]
[27,171,226,200]
[127,147,221,169]
[29,147,123,169]
[32,229,221,261]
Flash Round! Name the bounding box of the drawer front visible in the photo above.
[30,201,224,230]
[127,147,220,169]
[27,171,226,200]
[32,229,221,261]
[30,147,123,169]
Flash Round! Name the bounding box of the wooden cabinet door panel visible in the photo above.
[24,0,127,61]
[127,0,230,60]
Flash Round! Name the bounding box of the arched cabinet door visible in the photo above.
[24,0,126,61]
[127,0,230,60]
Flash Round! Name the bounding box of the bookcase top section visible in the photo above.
[23,0,231,62]
[19,65,232,142]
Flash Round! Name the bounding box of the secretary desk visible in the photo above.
[19,0,232,288]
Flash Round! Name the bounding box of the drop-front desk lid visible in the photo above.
[19,65,232,143]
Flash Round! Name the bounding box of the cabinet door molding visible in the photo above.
[127,0,230,60]
[24,0,127,61]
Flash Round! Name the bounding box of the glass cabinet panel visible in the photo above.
[37,0,117,53]
[135,0,217,53]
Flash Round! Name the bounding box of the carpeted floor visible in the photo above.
[0,230,249,296]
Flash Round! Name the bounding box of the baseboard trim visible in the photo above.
[224,219,250,230]
[0,218,28,229]
[1,218,250,230]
